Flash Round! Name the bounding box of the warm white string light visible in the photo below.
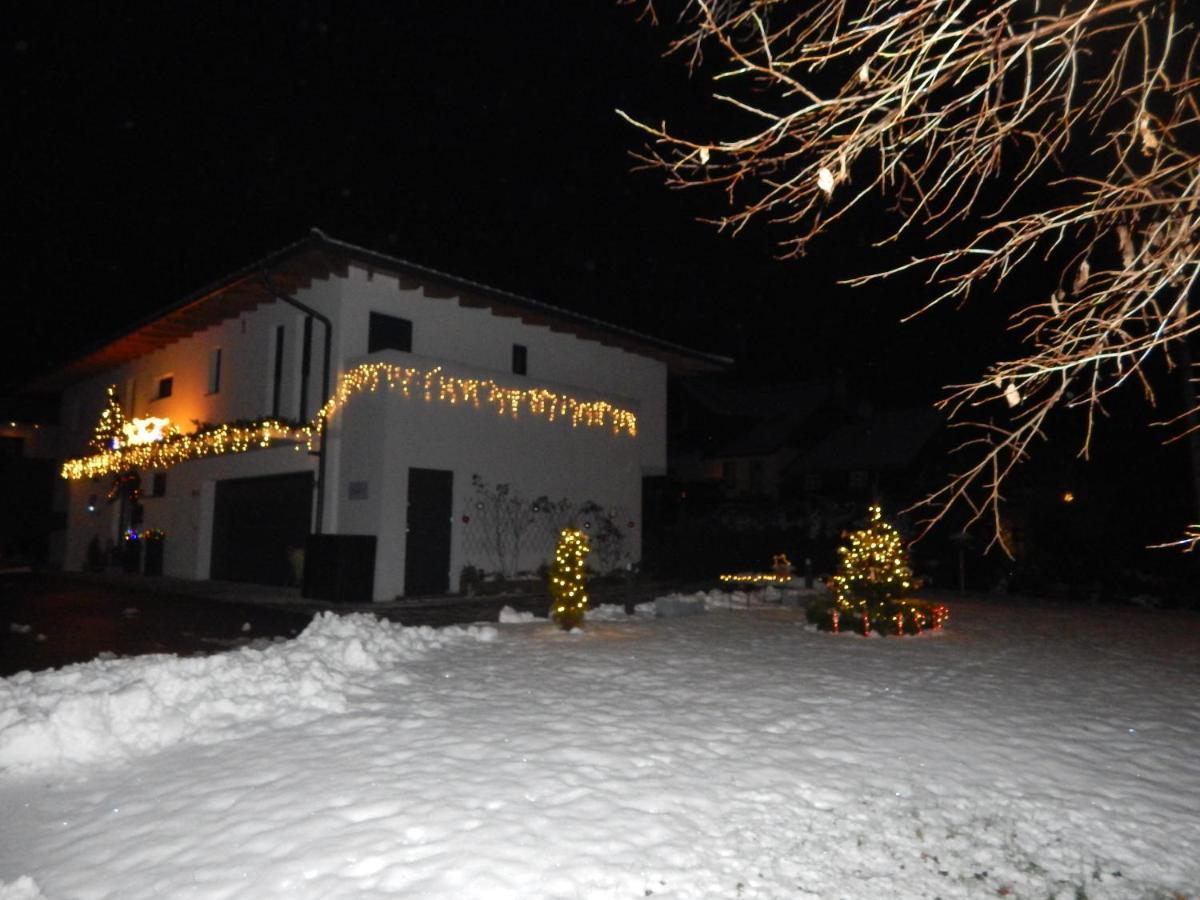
[62,361,639,481]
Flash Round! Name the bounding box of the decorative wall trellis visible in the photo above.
[460,475,633,576]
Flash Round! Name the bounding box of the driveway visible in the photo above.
[1,573,315,677]
[1,573,698,677]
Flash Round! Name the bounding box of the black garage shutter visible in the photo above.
[211,471,313,586]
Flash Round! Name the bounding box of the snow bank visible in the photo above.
[0,612,497,775]
[2,597,1197,898]
[0,877,45,900]
[497,605,540,623]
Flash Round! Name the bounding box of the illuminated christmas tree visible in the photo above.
[824,504,941,635]
[549,527,590,630]
[91,385,127,453]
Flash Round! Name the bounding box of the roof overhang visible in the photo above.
[26,232,730,391]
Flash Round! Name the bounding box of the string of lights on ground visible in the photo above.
[61,363,638,481]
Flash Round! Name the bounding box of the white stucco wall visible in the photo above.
[330,267,667,476]
[334,349,643,600]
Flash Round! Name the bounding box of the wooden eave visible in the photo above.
[27,232,730,391]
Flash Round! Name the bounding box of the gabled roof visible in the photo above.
[786,407,945,474]
[679,378,837,420]
[672,377,845,459]
[27,231,731,391]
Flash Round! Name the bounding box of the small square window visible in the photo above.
[155,376,173,400]
[512,344,527,375]
[151,472,167,498]
[848,470,869,490]
[0,436,23,458]
[803,473,823,492]
[368,312,413,354]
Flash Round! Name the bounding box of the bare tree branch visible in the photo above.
[622,0,1200,551]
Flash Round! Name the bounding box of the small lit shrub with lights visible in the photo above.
[549,527,590,630]
[806,505,948,636]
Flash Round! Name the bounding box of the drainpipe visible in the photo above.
[259,270,333,534]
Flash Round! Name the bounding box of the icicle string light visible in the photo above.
[62,362,638,481]
[62,420,302,481]
[311,363,638,440]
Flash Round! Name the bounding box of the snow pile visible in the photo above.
[0,612,496,775]
[498,605,540,623]
[498,603,650,624]
[587,602,653,621]
[0,877,45,900]
[2,598,1197,898]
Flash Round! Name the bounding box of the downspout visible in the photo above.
[260,270,333,534]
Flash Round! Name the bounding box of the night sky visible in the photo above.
[6,3,1195,553]
[7,2,970,398]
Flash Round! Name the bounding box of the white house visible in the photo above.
[40,232,725,601]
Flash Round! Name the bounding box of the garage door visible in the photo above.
[211,472,313,586]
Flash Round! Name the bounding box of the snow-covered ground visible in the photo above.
[1,592,1198,899]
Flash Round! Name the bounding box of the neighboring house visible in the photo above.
[34,232,725,600]
[0,398,62,570]
[783,406,945,506]
[669,377,851,500]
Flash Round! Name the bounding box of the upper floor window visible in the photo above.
[155,375,173,400]
[749,460,765,494]
[207,348,222,395]
[848,470,869,490]
[0,436,23,458]
[151,471,167,498]
[368,312,412,354]
[512,344,528,375]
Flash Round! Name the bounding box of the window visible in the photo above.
[803,473,823,492]
[749,460,764,494]
[368,312,412,354]
[848,470,869,490]
[722,461,736,485]
[151,472,167,498]
[0,436,23,458]
[207,348,222,394]
[271,325,285,418]
[512,344,528,375]
[155,375,173,400]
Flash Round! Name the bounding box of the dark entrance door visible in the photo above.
[211,471,313,585]
[404,467,453,596]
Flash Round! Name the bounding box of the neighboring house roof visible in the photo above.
[786,407,944,474]
[679,378,837,420]
[27,230,731,391]
[707,404,828,459]
[674,378,843,459]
